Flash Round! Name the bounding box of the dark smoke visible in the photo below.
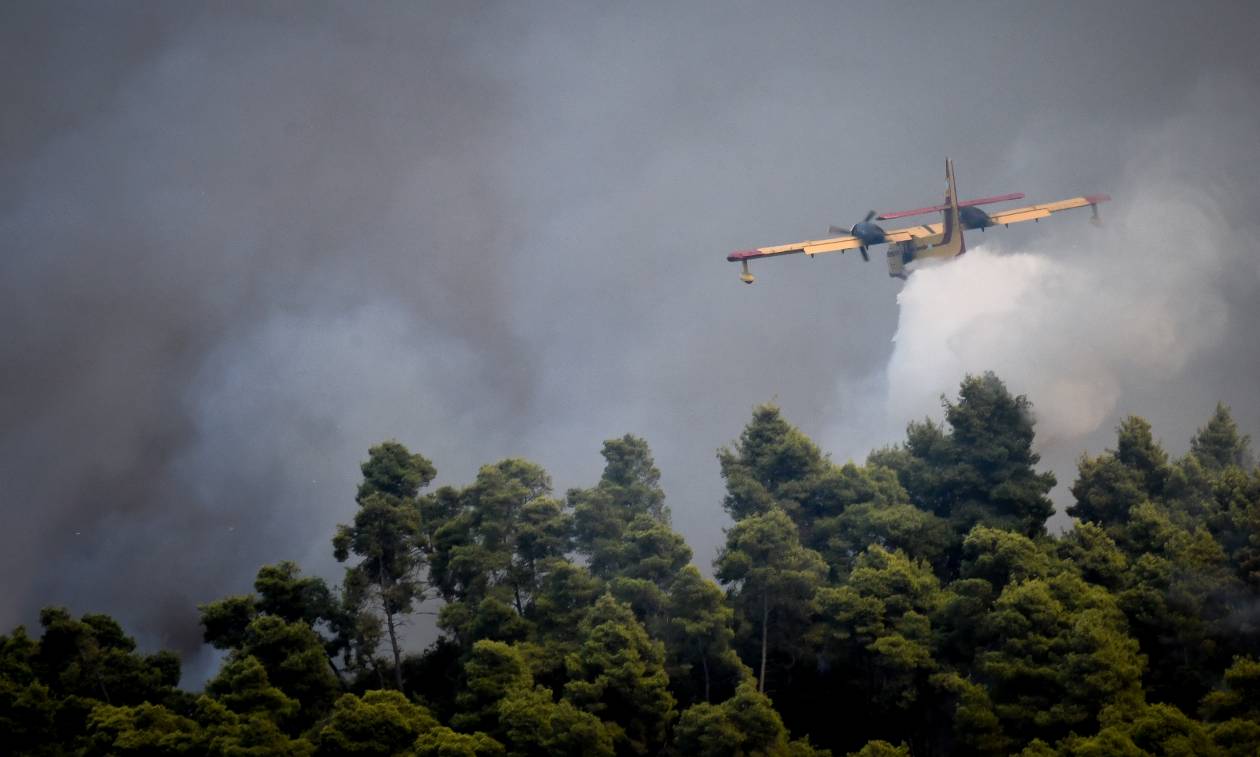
[2,3,528,659]
[3,2,1259,684]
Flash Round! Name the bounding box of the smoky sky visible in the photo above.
[4,1,1259,680]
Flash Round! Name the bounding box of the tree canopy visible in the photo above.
[6,374,1259,755]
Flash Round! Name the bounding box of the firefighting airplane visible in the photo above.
[727,159,1109,282]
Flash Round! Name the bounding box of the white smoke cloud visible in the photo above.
[176,301,507,578]
[828,126,1246,511]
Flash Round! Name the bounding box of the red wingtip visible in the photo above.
[1084,194,1111,204]
[727,249,760,262]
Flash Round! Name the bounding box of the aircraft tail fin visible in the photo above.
[936,158,966,256]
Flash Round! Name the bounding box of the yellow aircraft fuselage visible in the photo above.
[882,158,966,279]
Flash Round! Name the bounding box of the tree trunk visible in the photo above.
[759,590,769,693]
[326,653,348,689]
[702,653,711,702]
[94,665,112,704]
[80,648,111,704]
[379,552,404,690]
[385,607,403,690]
[371,656,386,689]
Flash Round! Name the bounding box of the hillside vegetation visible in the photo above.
[4,373,1259,755]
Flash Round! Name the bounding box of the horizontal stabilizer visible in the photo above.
[877,192,1025,220]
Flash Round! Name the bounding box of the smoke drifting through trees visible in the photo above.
[3,2,1259,674]
[7,381,1260,754]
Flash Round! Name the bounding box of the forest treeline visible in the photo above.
[3,372,1259,755]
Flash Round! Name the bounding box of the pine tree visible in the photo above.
[334,442,434,689]
[714,508,827,694]
[563,595,675,756]
[1191,403,1253,471]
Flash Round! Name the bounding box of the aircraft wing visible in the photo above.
[727,233,865,261]
[882,223,943,242]
[987,194,1110,226]
[727,222,946,263]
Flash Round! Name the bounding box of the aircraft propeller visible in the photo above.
[828,210,880,262]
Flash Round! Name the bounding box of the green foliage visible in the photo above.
[36,608,182,705]
[412,726,505,756]
[564,595,675,756]
[1069,453,1150,529]
[566,436,702,703]
[1057,521,1128,590]
[4,607,187,750]
[195,695,315,755]
[1110,510,1245,708]
[357,440,437,501]
[200,560,354,694]
[715,507,827,694]
[663,566,748,706]
[424,458,571,640]
[673,681,809,756]
[527,559,603,652]
[960,526,1054,589]
[445,639,613,756]
[83,702,202,755]
[254,561,343,629]
[1208,719,1260,757]
[229,614,339,725]
[572,436,670,575]
[313,690,437,756]
[1201,656,1260,722]
[598,435,669,517]
[83,696,318,756]
[498,684,615,756]
[1055,702,1222,756]
[1116,416,1172,495]
[200,595,259,651]
[336,442,436,689]
[813,546,941,711]
[977,573,1145,743]
[826,498,952,577]
[1069,416,1173,529]
[873,374,1056,556]
[0,627,59,753]
[205,653,299,722]
[930,671,1011,755]
[604,514,692,626]
[607,514,692,588]
[718,404,830,522]
[847,741,909,757]
[6,376,1260,756]
[1191,403,1253,471]
[452,641,532,733]
[336,491,425,614]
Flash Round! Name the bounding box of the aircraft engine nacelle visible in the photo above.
[960,205,993,230]
[850,221,887,246]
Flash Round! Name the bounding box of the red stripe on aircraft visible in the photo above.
[877,192,1025,220]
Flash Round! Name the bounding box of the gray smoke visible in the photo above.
[827,76,1260,530]
[3,1,1259,683]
